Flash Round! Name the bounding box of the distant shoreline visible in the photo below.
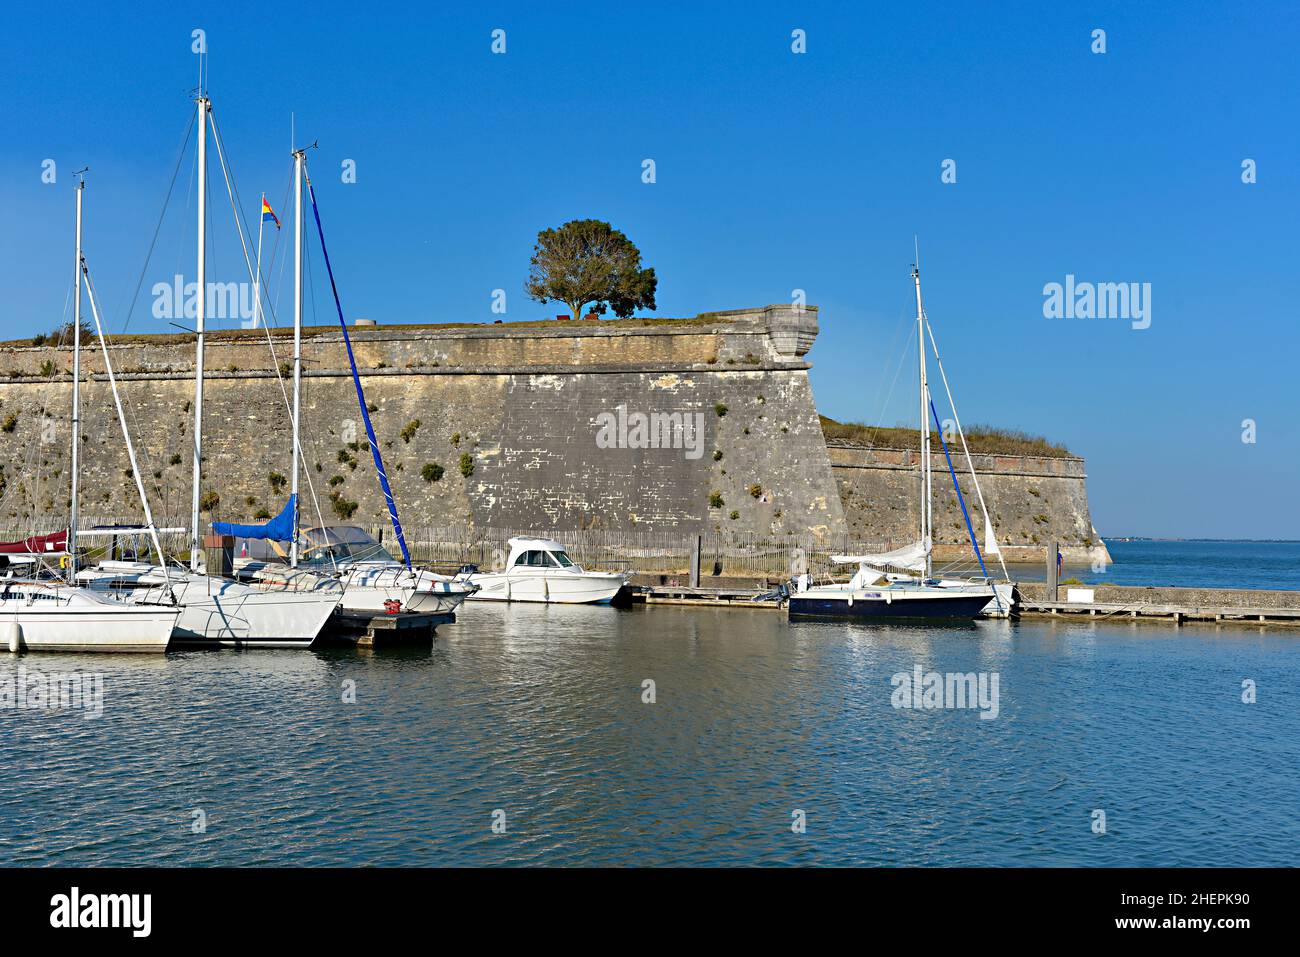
[1105,537,1300,544]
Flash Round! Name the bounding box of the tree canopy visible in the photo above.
[525,219,657,321]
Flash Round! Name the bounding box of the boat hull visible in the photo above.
[395,588,471,615]
[2,607,179,653]
[79,567,339,647]
[983,582,1015,618]
[338,583,470,615]
[235,560,475,620]
[167,582,338,647]
[333,565,476,615]
[467,571,625,604]
[788,591,993,621]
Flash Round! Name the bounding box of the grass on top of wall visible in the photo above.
[0,314,726,349]
[819,415,1074,458]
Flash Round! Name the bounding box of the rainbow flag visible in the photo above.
[261,196,280,229]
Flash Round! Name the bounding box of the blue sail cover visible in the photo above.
[213,494,296,541]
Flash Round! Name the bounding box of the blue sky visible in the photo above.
[2,1,1297,538]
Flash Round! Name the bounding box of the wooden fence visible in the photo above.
[1,516,906,582]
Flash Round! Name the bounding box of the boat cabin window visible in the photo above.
[0,588,58,602]
[299,528,396,565]
[303,541,396,564]
[514,550,559,568]
[551,551,574,567]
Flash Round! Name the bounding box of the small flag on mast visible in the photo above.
[261,195,281,229]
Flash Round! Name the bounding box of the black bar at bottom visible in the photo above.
[0,867,1278,943]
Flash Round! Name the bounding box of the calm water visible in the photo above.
[1009,538,1300,591]
[2,599,1296,867]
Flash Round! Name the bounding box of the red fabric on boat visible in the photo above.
[0,530,69,554]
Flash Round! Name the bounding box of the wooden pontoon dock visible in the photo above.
[320,609,457,647]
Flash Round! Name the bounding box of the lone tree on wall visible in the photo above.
[525,219,657,321]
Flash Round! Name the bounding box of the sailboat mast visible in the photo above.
[252,194,264,331]
[290,149,304,568]
[69,175,85,577]
[912,264,932,578]
[189,95,209,572]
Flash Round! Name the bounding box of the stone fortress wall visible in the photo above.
[0,304,1106,563]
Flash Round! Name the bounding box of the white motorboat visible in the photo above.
[466,537,627,604]
[234,525,478,615]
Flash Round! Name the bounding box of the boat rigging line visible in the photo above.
[204,109,333,557]
[115,112,196,334]
[78,256,176,604]
[923,315,1011,584]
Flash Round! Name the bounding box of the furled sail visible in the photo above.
[831,541,928,572]
[983,514,1001,556]
[929,396,988,579]
[0,529,69,555]
[213,494,296,541]
[306,178,412,568]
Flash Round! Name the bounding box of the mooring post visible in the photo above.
[689,535,701,589]
[1046,540,1058,601]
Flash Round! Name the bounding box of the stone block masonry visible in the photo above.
[0,306,845,540]
[0,304,1106,560]
[827,443,1110,564]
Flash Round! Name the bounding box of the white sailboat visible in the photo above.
[0,572,178,654]
[216,146,477,616]
[237,525,476,615]
[465,537,627,604]
[74,93,339,647]
[789,263,1011,621]
[0,174,180,654]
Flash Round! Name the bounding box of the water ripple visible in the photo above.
[0,606,1296,865]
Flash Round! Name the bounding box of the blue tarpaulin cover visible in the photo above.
[213,494,296,541]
